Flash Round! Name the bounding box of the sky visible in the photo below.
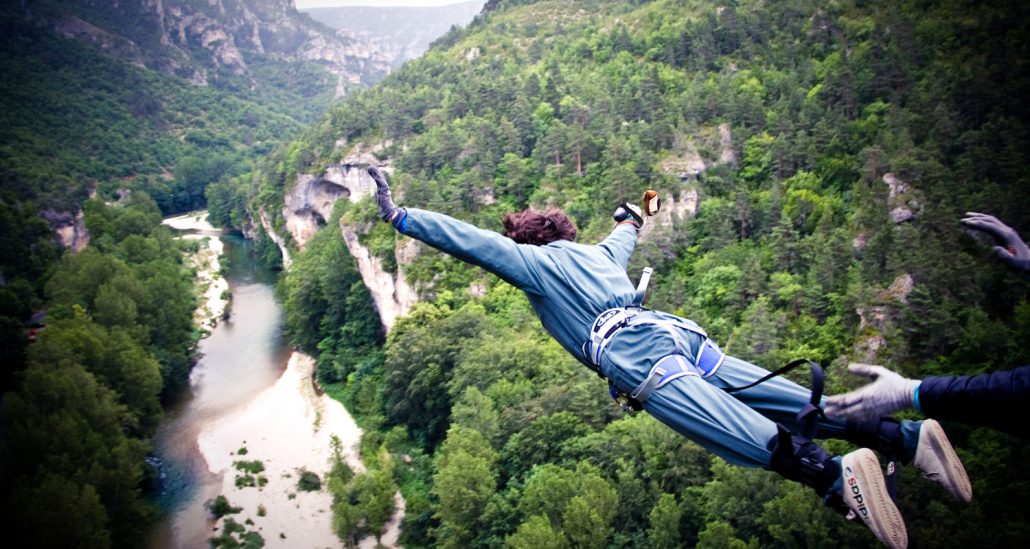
[295,0,480,8]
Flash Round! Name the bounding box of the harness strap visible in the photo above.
[630,355,699,402]
[632,267,653,306]
[724,358,826,440]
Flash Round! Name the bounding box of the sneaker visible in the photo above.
[841,448,908,549]
[913,419,972,503]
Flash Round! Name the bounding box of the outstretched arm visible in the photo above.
[917,366,1030,439]
[368,167,544,294]
[825,363,1030,438]
[597,203,642,270]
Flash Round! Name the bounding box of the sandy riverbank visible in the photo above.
[198,352,365,547]
[162,211,228,329]
[163,210,218,232]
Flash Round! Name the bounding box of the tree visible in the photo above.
[561,469,618,549]
[647,493,682,549]
[432,433,497,545]
[506,514,568,549]
[2,362,150,547]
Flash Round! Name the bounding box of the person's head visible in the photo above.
[502,208,577,245]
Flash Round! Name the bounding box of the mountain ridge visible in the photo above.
[303,0,483,67]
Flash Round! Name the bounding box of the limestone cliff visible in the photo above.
[282,164,375,250]
[883,173,923,224]
[276,155,416,332]
[853,273,914,363]
[650,124,731,237]
[258,208,292,269]
[25,0,390,92]
[41,210,89,252]
[340,223,418,332]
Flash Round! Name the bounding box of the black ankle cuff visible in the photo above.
[845,418,906,462]
[768,425,841,497]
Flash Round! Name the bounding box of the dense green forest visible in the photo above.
[0,1,341,357]
[4,0,1030,546]
[0,1,357,546]
[209,0,1030,547]
[1,195,196,547]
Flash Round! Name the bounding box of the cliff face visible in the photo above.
[277,158,416,332]
[26,0,390,92]
[41,209,89,252]
[340,222,418,332]
[302,1,483,67]
[258,208,293,269]
[853,273,915,363]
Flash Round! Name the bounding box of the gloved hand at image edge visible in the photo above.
[961,211,1030,272]
[367,166,404,227]
[613,202,644,228]
[824,363,921,421]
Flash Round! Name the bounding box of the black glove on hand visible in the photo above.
[961,212,1030,272]
[613,202,643,228]
[367,166,400,224]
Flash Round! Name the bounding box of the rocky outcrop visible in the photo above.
[661,125,736,183]
[719,123,736,165]
[30,0,390,90]
[853,273,914,363]
[258,208,292,269]
[884,173,923,224]
[41,210,89,252]
[660,142,707,180]
[283,174,350,249]
[640,188,699,241]
[333,139,395,168]
[340,222,418,333]
[274,158,417,332]
[281,163,380,250]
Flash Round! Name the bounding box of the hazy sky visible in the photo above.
[295,0,481,8]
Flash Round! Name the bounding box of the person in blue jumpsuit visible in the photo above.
[367,167,967,548]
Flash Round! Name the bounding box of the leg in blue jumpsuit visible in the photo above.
[601,316,920,468]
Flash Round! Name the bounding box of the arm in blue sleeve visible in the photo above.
[596,223,639,270]
[399,208,545,295]
[919,366,1030,439]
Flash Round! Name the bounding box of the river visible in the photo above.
[149,227,291,547]
[149,213,374,548]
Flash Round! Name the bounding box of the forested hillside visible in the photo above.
[0,1,393,546]
[0,0,392,386]
[214,0,1030,546]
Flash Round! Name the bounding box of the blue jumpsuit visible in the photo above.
[398,208,856,468]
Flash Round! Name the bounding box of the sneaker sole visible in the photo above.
[919,419,972,503]
[843,448,908,549]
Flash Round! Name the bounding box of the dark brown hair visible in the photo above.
[502,209,578,245]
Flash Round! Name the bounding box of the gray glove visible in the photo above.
[613,202,643,228]
[823,363,921,421]
[367,166,400,224]
[961,212,1030,272]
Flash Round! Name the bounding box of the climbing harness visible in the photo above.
[582,264,831,459]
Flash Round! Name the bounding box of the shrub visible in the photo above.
[206,495,242,518]
[297,470,322,491]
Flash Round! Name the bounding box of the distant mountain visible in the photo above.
[0,0,399,215]
[302,1,483,67]
[19,0,391,95]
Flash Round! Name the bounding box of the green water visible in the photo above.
[149,232,289,548]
